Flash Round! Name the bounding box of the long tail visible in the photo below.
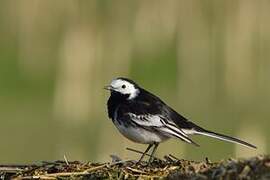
[193,129,257,149]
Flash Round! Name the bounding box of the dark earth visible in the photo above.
[0,153,269,179]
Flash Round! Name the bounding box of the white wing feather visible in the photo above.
[127,113,193,143]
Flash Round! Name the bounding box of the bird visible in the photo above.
[105,77,256,163]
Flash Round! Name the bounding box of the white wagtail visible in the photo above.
[105,77,256,163]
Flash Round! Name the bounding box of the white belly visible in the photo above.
[113,120,169,144]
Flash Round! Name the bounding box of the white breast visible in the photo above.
[112,106,169,144]
[113,120,169,144]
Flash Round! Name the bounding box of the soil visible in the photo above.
[0,154,269,179]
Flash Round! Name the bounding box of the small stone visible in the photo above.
[110,155,122,163]
[264,161,270,167]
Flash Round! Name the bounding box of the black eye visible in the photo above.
[122,85,126,89]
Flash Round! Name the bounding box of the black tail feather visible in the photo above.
[194,129,257,149]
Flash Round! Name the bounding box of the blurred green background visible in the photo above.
[0,0,269,163]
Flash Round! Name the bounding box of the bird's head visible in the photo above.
[104,77,140,100]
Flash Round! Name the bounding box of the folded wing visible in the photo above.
[126,113,199,146]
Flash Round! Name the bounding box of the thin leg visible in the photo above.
[138,144,153,162]
[148,143,159,163]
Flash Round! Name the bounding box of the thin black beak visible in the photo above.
[104,85,113,90]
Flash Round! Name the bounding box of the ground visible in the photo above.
[0,154,269,179]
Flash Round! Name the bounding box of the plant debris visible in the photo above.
[0,154,269,179]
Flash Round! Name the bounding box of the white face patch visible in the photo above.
[110,79,139,99]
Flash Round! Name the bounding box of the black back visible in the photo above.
[107,82,204,131]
